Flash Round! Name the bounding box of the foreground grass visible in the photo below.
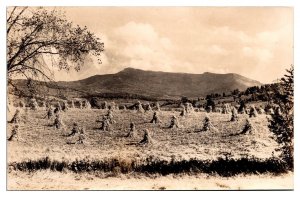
[8,170,293,190]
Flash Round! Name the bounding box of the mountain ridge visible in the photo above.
[57,67,262,98]
[10,67,262,100]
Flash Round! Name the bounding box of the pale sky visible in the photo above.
[52,7,293,83]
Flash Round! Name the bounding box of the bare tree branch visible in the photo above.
[7,6,28,34]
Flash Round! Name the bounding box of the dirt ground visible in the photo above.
[7,170,293,190]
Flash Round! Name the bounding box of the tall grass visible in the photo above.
[9,156,290,177]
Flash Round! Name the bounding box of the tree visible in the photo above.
[7,7,104,83]
[268,65,294,169]
[205,97,216,112]
[238,100,246,113]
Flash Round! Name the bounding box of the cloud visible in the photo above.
[51,7,292,84]
[105,21,177,72]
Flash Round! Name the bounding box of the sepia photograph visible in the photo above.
[6,6,294,190]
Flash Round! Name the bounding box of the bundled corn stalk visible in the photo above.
[126,122,136,138]
[100,116,111,131]
[240,118,255,134]
[169,115,179,128]
[180,106,186,116]
[53,114,64,129]
[139,129,153,145]
[46,106,54,119]
[85,100,91,109]
[150,111,161,124]
[10,109,21,124]
[146,103,152,112]
[249,105,258,118]
[29,98,39,110]
[79,101,83,109]
[77,127,86,144]
[137,101,144,113]
[63,101,69,111]
[110,102,116,110]
[71,100,75,108]
[155,102,160,111]
[103,101,108,110]
[230,107,239,121]
[8,125,19,141]
[186,103,194,114]
[202,115,218,132]
[67,122,80,136]
[222,103,231,114]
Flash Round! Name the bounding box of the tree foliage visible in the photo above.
[7,7,104,82]
[268,65,294,169]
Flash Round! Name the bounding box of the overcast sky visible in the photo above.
[52,7,293,83]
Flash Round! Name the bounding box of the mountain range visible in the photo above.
[10,67,262,100]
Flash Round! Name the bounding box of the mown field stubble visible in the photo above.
[8,108,280,163]
[7,107,292,190]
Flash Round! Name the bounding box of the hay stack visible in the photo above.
[30,98,39,110]
[169,115,179,128]
[85,100,91,109]
[137,101,144,113]
[68,122,80,136]
[257,107,265,114]
[230,107,238,121]
[47,106,54,119]
[106,109,115,124]
[8,125,19,141]
[155,102,160,111]
[100,116,110,131]
[10,109,21,124]
[202,115,218,132]
[103,101,108,110]
[62,101,69,111]
[77,127,86,144]
[240,119,254,134]
[146,103,152,112]
[249,105,258,118]
[71,100,75,108]
[180,106,186,116]
[53,114,64,129]
[222,103,231,114]
[79,101,83,109]
[150,111,161,124]
[110,102,116,110]
[139,129,152,145]
[186,103,194,114]
[126,122,136,138]
[57,102,62,111]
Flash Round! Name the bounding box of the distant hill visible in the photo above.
[9,67,262,100]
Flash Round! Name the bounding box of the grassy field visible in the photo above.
[7,107,291,190]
